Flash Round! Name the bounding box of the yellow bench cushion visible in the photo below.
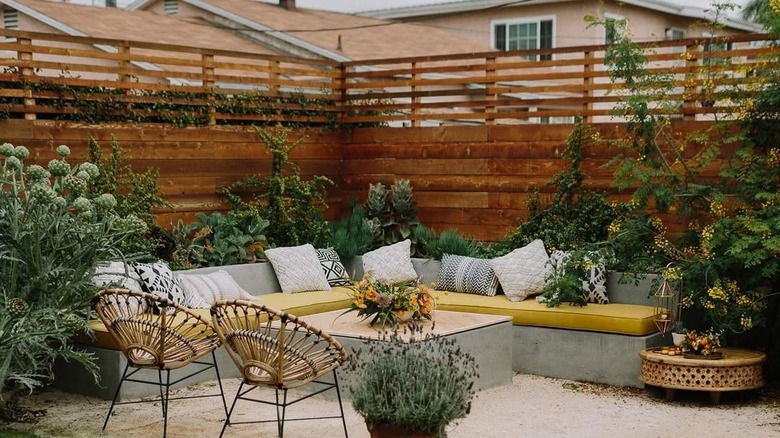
[432,291,658,336]
[77,288,353,351]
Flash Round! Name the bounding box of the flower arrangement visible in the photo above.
[345,275,435,327]
[681,330,722,356]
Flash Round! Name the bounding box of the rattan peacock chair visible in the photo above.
[94,288,228,438]
[211,300,349,438]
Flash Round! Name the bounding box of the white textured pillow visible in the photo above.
[490,239,552,302]
[264,244,331,293]
[362,240,417,284]
[176,270,254,307]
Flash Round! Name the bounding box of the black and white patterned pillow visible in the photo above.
[548,250,609,304]
[437,254,499,296]
[316,248,352,287]
[133,261,187,312]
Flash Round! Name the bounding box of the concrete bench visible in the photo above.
[55,258,664,400]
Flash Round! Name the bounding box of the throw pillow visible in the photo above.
[92,261,144,292]
[133,261,187,312]
[176,270,254,307]
[547,250,609,304]
[362,240,417,284]
[316,248,352,287]
[437,254,499,296]
[264,244,332,293]
[93,261,147,313]
[489,239,551,302]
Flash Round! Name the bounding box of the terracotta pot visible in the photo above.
[367,423,437,438]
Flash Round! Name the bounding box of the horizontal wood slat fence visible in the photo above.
[0,29,774,127]
[3,119,715,241]
[0,30,763,240]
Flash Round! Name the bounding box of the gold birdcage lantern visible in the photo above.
[653,267,678,334]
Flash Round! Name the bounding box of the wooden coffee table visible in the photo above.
[639,347,766,404]
[302,309,513,391]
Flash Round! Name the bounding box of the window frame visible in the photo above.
[603,13,623,46]
[491,15,556,61]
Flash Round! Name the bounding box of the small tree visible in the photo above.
[220,126,332,248]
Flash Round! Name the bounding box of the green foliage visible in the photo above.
[505,118,616,252]
[422,229,481,260]
[170,212,268,268]
[595,6,780,338]
[541,248,613,307]
[0,143,146,408]
[220,126,332,248]
[87,137,169,260]
[328,203,375,260]
[345,329,478,437]
[364,179,427,256]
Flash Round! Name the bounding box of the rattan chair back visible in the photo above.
[211,300,346,389]
[95,289,221,370]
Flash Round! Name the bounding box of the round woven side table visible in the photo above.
[639,347,766,405]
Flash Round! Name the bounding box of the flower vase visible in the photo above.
[671,333,686,347]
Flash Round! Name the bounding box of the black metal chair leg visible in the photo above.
[162,370,171,438]
[102,362,131,432]
[220,381,244,438]
[279,388,288,438]
[212,351,228,418]
[333,371,349,438]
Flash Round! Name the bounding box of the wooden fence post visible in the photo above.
[486,56,497,126]
[683,42,698,121]
[18,37,35,120]
[202,53,216,126]
[582,50,594,124]
[411,61,421,128]
[335,63,347,127]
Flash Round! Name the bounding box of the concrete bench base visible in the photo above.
[54,346,242,401]
[513,325,667,387]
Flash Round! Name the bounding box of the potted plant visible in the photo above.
[345,328,478,437]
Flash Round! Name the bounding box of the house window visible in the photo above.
[163,0,177,14]
[702,32,733,65]
[540,116,575,124]
[3,10,18,29]
[665,28,686,40]
[604,14,622,45]
[493,17,554,61]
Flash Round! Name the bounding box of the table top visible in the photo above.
[640,347,766,367]
[300,309,511,340]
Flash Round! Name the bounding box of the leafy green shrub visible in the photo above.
[87,136,169,260]
[346,329,478,436]
[172,212,268,268]
[328,203,375,260]
[505,118,616,252]
[220,126,332,248]
[0,143,146,415]
[423,229,480,260]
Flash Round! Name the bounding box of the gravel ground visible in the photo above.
[5,373,780,438]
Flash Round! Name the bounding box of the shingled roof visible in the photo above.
[3,0,280,55]
[130,0,493,61]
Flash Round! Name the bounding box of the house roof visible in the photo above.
[130,0,493,61]
[361,0,763,33]
[2,0,280,55]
